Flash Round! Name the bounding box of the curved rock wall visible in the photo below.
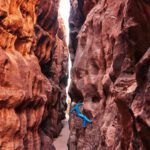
[69,0,98,63]
[0,0,68,149]
[69,0,150,149]
[34,1,68,147]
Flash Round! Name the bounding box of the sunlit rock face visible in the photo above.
[69,0,150,149]
[0,0,68,149]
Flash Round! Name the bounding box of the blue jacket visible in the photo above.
[70,102,83,115]
[70,102,92,128]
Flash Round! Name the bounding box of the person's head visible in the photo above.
[71,102,76,107]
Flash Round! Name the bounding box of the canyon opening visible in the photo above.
[0,0,150,150]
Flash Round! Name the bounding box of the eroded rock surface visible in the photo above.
[0,0,68,149]
[69,0,98,63]
[35,1,68,148]
[69,0,150,149]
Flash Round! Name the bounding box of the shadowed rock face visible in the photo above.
[69,0,98,63]
[69,0,150,149]
[0,0,68,149]
[34,1,68,148]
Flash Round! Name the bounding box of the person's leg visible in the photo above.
[83,120,87,128]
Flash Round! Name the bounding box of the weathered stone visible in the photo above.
[69,0,150,149]
[0,0,68,149]
[34,1,68,148]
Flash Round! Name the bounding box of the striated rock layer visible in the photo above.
[69,0,150,150]
[0,0,68,149]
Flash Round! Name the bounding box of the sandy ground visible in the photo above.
[53,118,70,150]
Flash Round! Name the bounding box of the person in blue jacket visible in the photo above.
[70,102,92,128]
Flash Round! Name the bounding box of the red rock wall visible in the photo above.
[69,0,150,149]
[34,0,68,147]
[0,0,68,149]
[69,0,98,63]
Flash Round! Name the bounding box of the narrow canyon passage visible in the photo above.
[53,0,71,149]
[0,0,70,149]
[0,0,150,150]
[53,118,69,150]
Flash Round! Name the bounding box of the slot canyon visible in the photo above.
[0,0,150,150]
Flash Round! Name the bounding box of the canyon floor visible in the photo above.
[54,118,70,150]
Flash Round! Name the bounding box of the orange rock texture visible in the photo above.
[69,0,150,149]
[0,0,68,149]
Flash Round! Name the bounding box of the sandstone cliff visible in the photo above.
[0,0,68,149]
[69,0,98,63]
[34,0,69,148]
[69,0,150,149]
